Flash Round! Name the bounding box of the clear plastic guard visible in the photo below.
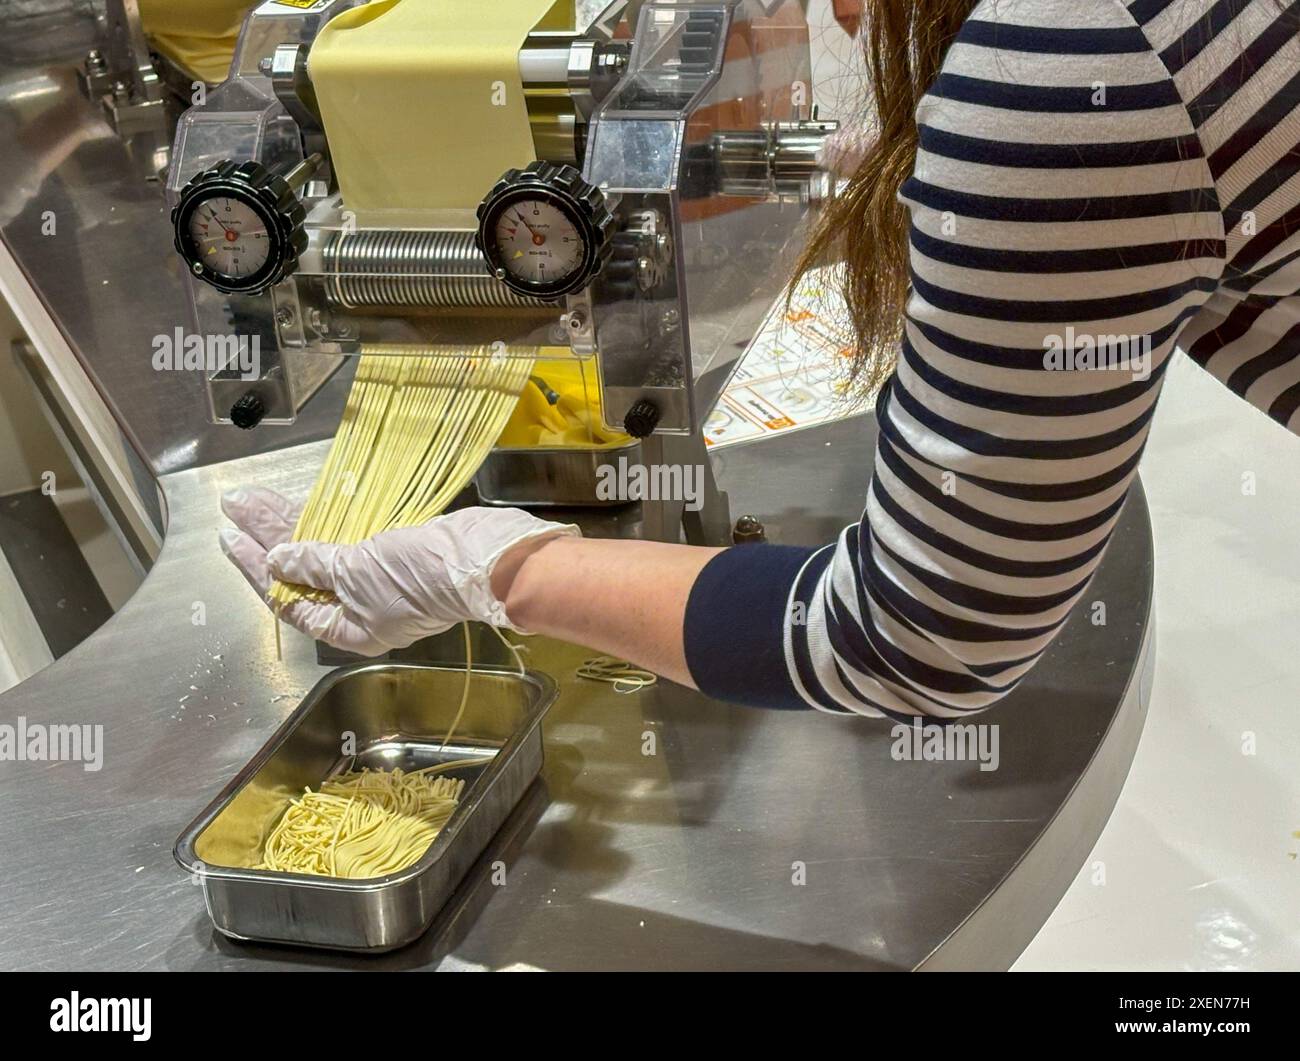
[168,0,819,441]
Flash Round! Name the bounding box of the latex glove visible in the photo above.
[218,486,384,653]
[218,486,303,599]
[219,487,579,656]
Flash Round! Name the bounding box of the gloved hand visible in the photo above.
[218,486,579,656]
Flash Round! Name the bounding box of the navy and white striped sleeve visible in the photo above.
[683,0,1227,718]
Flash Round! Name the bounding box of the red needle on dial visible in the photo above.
[515,211,546,246]
[207,207,238,242]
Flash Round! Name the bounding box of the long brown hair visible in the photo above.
[792,1,976,396]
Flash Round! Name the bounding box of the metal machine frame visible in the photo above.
[164,0,836,543]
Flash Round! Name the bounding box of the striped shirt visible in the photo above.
[684,0,1300,717]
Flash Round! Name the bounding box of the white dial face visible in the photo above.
[187,195,271,281]
[492,197,584,287]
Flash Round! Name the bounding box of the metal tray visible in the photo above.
[174,661,557,953]
[475,439,641,507]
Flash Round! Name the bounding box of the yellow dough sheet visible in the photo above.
[498,356,630,449]
[308,0,568,224]
[137,0,257,83]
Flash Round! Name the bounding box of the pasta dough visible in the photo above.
[257,761,481,878]
[307,0,565,222]
[137,0,256,83]
[498,357,631,449]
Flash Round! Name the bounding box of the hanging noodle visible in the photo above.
[268,346,534,613]
[256,345,533,878]
[439,621,473,752]
[255,624,482,879]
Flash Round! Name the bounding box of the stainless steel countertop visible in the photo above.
[0,37,1155,970]
[0,417,1154,971]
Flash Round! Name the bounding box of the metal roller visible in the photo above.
[321,229,554,310]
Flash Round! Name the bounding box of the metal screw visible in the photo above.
[732,514,766,545]
[597,51,628,73]
[636,256,657,292]
[275,306,295,327]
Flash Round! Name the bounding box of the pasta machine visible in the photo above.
[80,1,259,166]
[165,0,835,541]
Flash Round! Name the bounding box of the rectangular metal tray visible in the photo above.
[475,439,641,507]
[174,661,557,953]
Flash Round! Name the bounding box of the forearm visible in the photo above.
[492,535,723,687]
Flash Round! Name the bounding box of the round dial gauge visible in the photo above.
[492,197,585,288]
[476,162,614,299]
[172,159,307,295]
[184,195,273,284]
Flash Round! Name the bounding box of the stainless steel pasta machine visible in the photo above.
[165,0,836,542]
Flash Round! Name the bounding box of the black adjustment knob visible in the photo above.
[229,392,266,430]
[623,399,660,439]
[732,514,767,545]
[475,160,615,299]
[171,157,309,295]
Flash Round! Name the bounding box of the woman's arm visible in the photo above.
[222,494,726,675]
[491,535,722,688]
